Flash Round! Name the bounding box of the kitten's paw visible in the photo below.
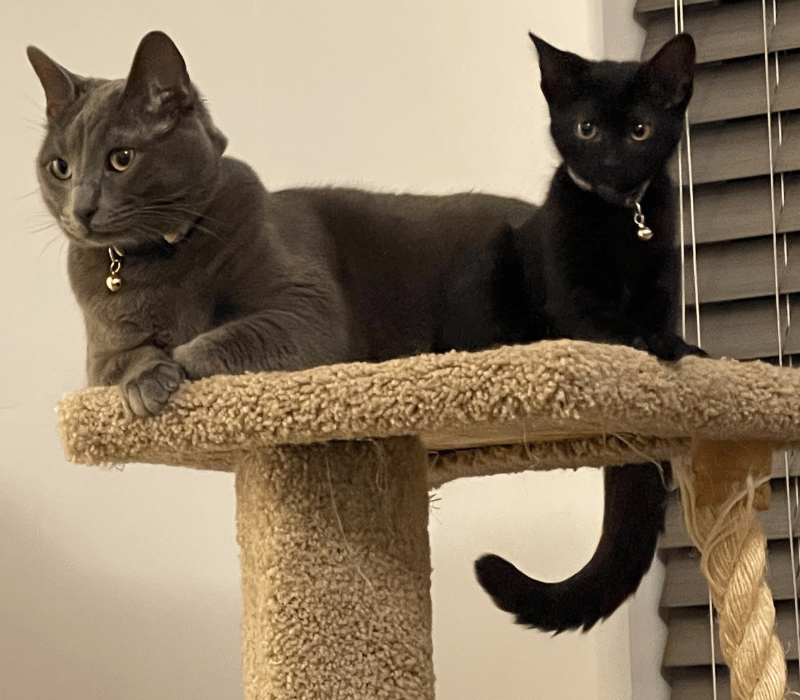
[172,337,227,379]
[682,343,708,358]
[121,361,184,417]
[647,335,709,362]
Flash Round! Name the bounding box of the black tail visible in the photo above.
[474,462,668,633]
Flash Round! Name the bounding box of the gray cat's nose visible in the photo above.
[73,203,98,227]
[72,182,100,228]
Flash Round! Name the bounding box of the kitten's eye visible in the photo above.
[108,149,135,172]
[631,123,652,141]
[49,158,71,180]
[576,121,598,140]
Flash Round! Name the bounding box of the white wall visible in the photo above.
[1,1,662,699]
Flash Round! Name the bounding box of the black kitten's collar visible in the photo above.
[566,165,650,209]
[565,166,654,241]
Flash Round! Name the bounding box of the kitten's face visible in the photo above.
[531,34,695,195]
[28,31,227,250]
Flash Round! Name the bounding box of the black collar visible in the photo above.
[114,221,198,261]
[103,221,198,292]
[566,165,650,209]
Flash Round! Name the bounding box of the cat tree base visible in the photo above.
[57,340,800,699]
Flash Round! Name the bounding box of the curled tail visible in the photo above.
[474,462,668,633]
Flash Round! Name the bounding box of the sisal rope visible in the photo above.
[673,442,788,700]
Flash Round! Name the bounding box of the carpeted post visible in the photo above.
[235,437,434,700]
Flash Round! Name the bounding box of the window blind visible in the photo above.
[634,0,800,697]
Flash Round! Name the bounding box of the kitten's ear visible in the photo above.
[643,33,695,110]
[27,46,84,122]
[122,31,192,117]
[529,33,588,105]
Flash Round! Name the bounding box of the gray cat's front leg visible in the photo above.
[172,309,345,378]
[172,334,232,379]
[171,325,297,378]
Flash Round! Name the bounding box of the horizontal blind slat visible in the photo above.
[662,539,799,607]
[669,665,799,700]
[682,296,794,359]
[635,0,712,14]
[642,0,800,64]
[669,667,732,700]
[662,475,799,548]
[679,175,800,245]
[673,115,800,186]
[684,233,800,305]
[689,53,800,125]
[663,602,799,666]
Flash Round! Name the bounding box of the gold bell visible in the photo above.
[106,275,122,292]
[106,247,123,292]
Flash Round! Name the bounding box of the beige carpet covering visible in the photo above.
[59,339,800,479]
[236,438,433,699]
[55,339,800,699]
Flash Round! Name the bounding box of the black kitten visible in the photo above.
[529,32,699,361]
[444,33,700,632]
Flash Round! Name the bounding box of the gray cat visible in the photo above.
[28,31,534,415]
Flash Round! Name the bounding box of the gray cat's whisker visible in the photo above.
[17,189,46,201]
[28,220,60,236]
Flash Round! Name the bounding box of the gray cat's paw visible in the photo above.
[172,337,227,379]
[121,361,184,417]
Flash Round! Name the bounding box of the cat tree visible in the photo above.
[57,339,800,700]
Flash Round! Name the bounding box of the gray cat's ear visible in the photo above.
[27,46,83,122]
[122,31,192,117]
[643,33,695,110]
[529,33,587,106]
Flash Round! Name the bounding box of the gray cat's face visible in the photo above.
[28,31,228,250]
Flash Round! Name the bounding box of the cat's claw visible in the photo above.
[121,361,184,417]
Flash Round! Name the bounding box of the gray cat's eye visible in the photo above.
[49,157,71,180]
[108,149,135,172]
[631,123,653,141]
[576,121,598,140]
